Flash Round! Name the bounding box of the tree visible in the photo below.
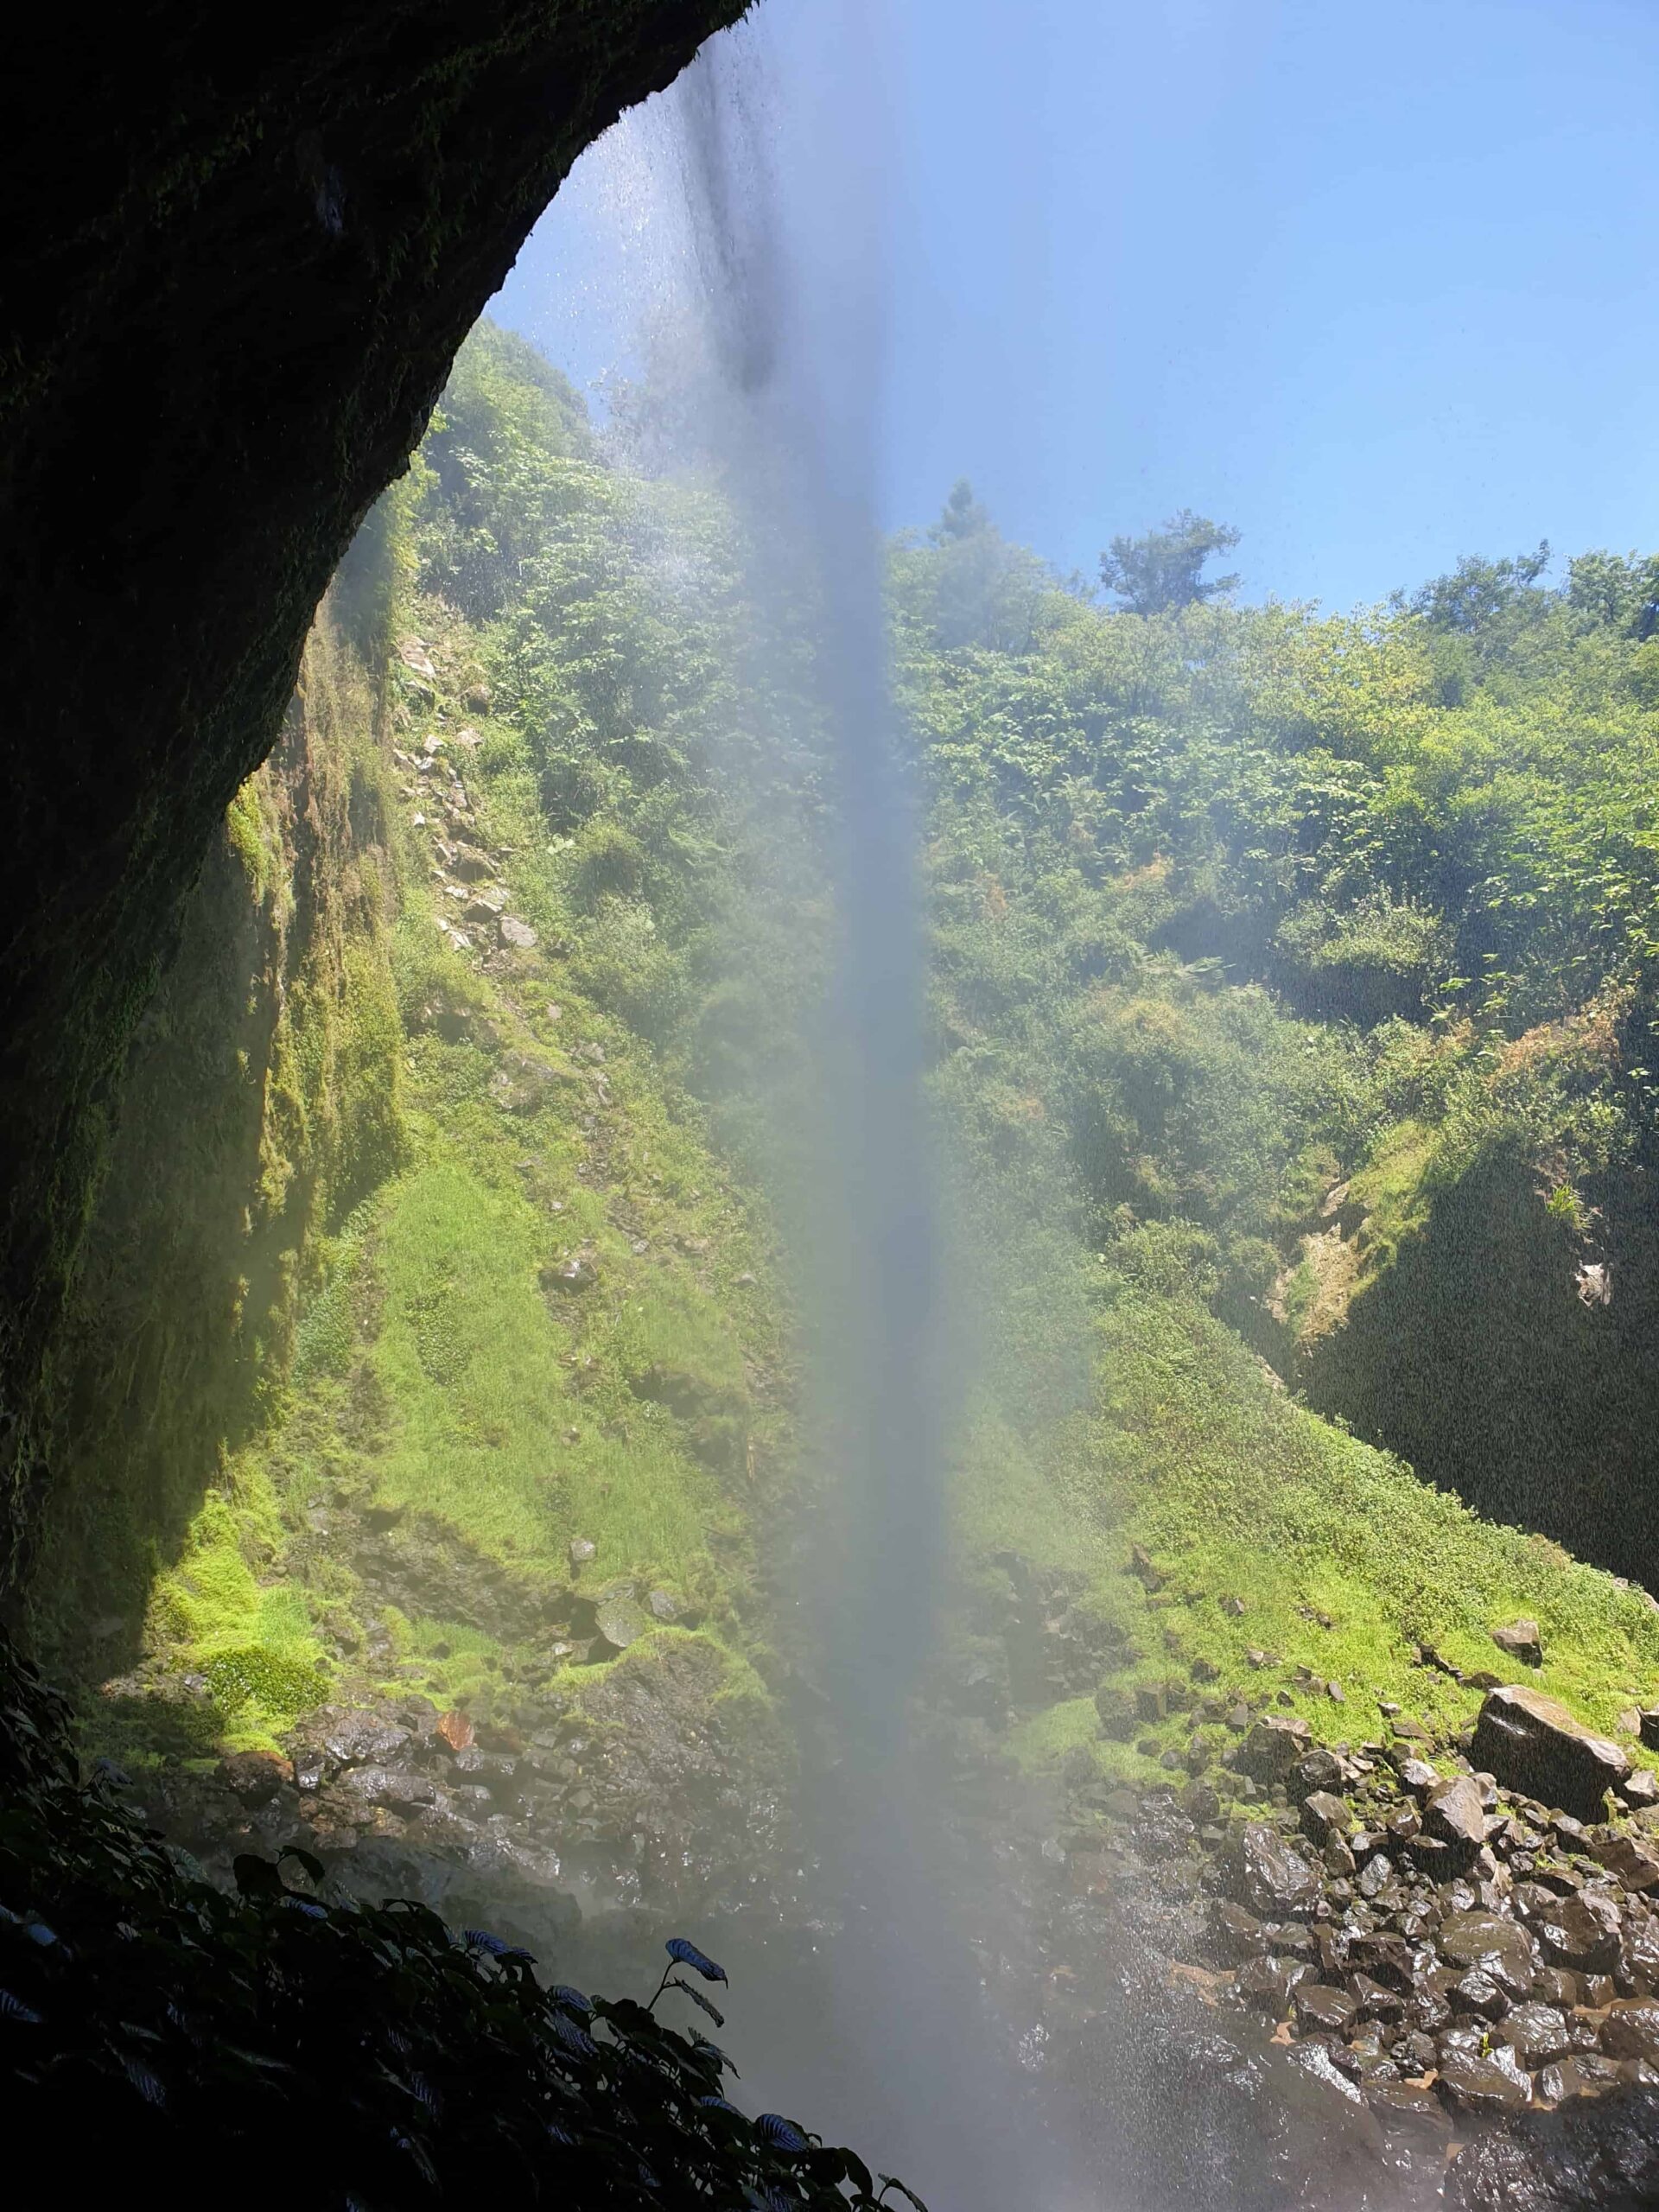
[930,478,995,545]
[1408,542,1551,633]
[1097,509,1241,615]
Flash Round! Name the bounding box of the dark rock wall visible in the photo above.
[1299,1153,1659,1586]
[0,3,744,1585]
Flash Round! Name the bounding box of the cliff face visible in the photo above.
[0,3,746,1581]
[26,584,405,1674]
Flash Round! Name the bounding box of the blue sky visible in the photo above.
[493,0,1659,612]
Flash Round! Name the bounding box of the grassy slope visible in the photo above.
[976,1279,1659,1785]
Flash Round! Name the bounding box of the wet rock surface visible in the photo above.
[1473,1685,1630,1822]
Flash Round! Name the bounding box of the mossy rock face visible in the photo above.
[0,0,747,1586]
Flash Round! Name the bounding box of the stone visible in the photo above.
[1492,1618,1544,1667]
[1598,1999,1659,2063]
[1349,1932,1416,1992]
[1587,1829,1659,1890]
[1426,1775,1489,1853]
[569,1537,596,1570]
[1211,1901,1266,1959]
[317,1709,410,1768]
[1292,1981,1357,2032]
[1438,2046,1532,2113]
[1128,1543,1166,1592]
[1471,1686,1629,1822]
[1220,1595,1246,1617]
[1234,1955,1308,2012]
[1231,1821,1321,1917]
[1300,1789,1354,1845]
[337,1764,435,1811]
[1534,1891,1623,1974]
[1451,1969,1509,2021]
[1397,1756,1439,1796]
[217,1749,292,1803]
[1640,1710,1659,1752]
[435,1708,475,1752]
[1239,1713,1312,1783]
[542,1255,599,1294]
[1499,2002,1572,2066]
[1289,1747,1346,1797]
[1368,2079,1446,2133]
[1440,1910,1539,1997]
[1620,1769,1659,1808]
[645,1588,679,1624]
[499,916,537,950]
[1537,2052,1625,2104]
[592,1592,647,1650]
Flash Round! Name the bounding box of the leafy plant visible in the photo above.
[0,1631,913,2211]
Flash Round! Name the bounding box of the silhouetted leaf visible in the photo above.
[669,1975,725,2027]
[665,1936,728,1985]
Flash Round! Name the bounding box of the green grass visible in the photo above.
[147,1475,332,1752]
[971,1282,1659,1779]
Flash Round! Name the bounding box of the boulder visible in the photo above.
[1586,1830,1659,1891]
[1541,2055,1626,2108]
[315,1708,410,1769]
[1235,1955,1309,2012]
[1492,1618,1544,1667]
[1238,1713,1312,1783]
[1498,2002,1572,2066]
[1291,1982,1357,2033]
[337,1764,436,1811]
[1230,1821,1320,1917]
[1300,1789,1354,1845]
[1438,2046,1532,2113]
[1599,1999,1659,2064]
[1439,1909,1538,1998]
[1426,1774,1489,1854]
[1531,1891,1622,1975]
[1471,1686,1629,1821]
[1289,1746,1346,1797]
[592,1591,648,1651]
[217,1750,292,1803]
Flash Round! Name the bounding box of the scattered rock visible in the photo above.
[218,1750,292,1803]
[568,1538,596,1570]
[1292,1981,1357,2033]
[1530,1890,1622,1974]
[1239,1713,1313,1784]
[1437,2045,1533,2113]
[1230,1821,1320,1917]
[1300,1790,1354,1846]
[1439,1910,1538,1996]
[1492,1618,1544,1667]
[1426,1774,1489,1854]
[1471,1686,1630,1822]
[1128,1543,1166,1593]
[1586,1830,1659,1891]
[592,1592,648,1652]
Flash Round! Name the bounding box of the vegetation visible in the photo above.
[20,313,1659,2190]
[0,1632,908,2211]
